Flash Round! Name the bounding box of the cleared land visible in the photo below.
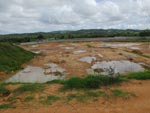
[0,41,150,113]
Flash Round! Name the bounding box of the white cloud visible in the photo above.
[0,0,149,34]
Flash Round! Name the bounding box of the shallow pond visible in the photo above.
[91,60,144,74]
[5,65,65,83]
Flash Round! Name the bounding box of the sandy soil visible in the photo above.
[0,80,150,113]
[21,42,150,77]
[0,42,150,113]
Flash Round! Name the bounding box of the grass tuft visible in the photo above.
[63,74,123,90]
[125,71,150,80]
[0,104,14,109]
[13,83,45,94]
[111,89,136,99]
[44,95,60,104]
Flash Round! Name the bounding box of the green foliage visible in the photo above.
[0,43,35,72]
[63,74,123,90]
[14,84,45,94]
[0,104,14,109]
[111,89,136,99]
[0,29,144,43]
[64,77,86,89]
[0,85,10,97]
[66,91,108,102]
[139,30,150,36]
[125,71,150,80]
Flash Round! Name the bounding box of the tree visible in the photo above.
[139,30,150,36]
[37,34,44,40]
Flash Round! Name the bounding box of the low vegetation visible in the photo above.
[63,74,123,90]
[125,71,150,80]
[41,95,60,105]
[0,43,35,72]
[0,29,150,43]
[0,104,14,109]
[111,89,136,99]
[13,83,45,94]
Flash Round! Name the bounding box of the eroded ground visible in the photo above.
[22,42,150,78]
[1,41,150,113]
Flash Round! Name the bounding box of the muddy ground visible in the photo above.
[0,41,150,113]
[22,42,150,77]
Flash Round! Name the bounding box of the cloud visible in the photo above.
[0,0,149,34]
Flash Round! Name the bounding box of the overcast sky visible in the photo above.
[0,0,150,34]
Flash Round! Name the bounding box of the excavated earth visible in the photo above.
[0,41,150,113]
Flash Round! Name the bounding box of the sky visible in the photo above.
[0,0,150,34]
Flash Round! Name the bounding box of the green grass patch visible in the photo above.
[0,104,14,109]
[0,43,35,72]
[125,71,150,80]
[43,95,60,104]
[66,91,109,102]
[111,89,136,99]
[63,74,123,90]
[13,83,45,94]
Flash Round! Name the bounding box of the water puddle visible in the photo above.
[100,43,140,48]
[44,63,66,74]
[73,50,86,54]
[91,60,144,74]
[79,56,96,64]
[5,65,65,83]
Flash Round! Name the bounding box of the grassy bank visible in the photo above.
[0,43,35,72]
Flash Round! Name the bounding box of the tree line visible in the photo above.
[0,29,150,43]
